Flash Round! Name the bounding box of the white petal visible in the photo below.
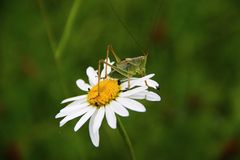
[121,74,155,89]
[86,66,98,86]
[128,90,148,100]
[57,99,87,118]
[117,97,146,112]
[89,111,99,147]
[76,79,91,91]
[55,112,65,119]
[60,106,91,127]
[128,91,146,99]
[56,100,87,118]
[145,91,161,101]
[105,105,117,129]
[55,104,87,118]
[61,95,87,104]
[110,100,129,117]
[93,107,105,133]
[101,58,114,78]
[129,90,161,101]
[130,74,155,87]
[120,86,147,97]
[146,79,159,89]
[59,102,89,115]
[136,79,159,89]
[74,107,96,131]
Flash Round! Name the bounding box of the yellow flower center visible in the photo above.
[87,79,120,107]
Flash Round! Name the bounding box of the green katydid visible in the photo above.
[97,45,149,94]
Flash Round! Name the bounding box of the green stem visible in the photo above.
[55,0,82,60]
[117,117,136,160]
[37,0,57,54]
[38,0,81,96]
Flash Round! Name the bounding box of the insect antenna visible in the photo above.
[106,0,147,55]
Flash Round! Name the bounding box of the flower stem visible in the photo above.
[38,0,81,96]
[117,117,136,160]
[55,0,82,60]
[37,0,57,54]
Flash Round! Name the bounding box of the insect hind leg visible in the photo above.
[99,59,133,89]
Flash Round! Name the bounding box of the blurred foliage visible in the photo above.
[1,0,240,159]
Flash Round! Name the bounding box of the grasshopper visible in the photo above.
[97,45,148,94]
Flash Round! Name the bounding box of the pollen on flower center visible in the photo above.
[87,79,120,107]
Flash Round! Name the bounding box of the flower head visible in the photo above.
[55,59,161,147]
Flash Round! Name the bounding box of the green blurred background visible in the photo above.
[1,0,240,159]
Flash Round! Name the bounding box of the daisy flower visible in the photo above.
[55,59,161,147]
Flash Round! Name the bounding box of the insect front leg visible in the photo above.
[98,60,101,96]
[105,45,110,79]
[144,80,150,87]
[141,73,150,88]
